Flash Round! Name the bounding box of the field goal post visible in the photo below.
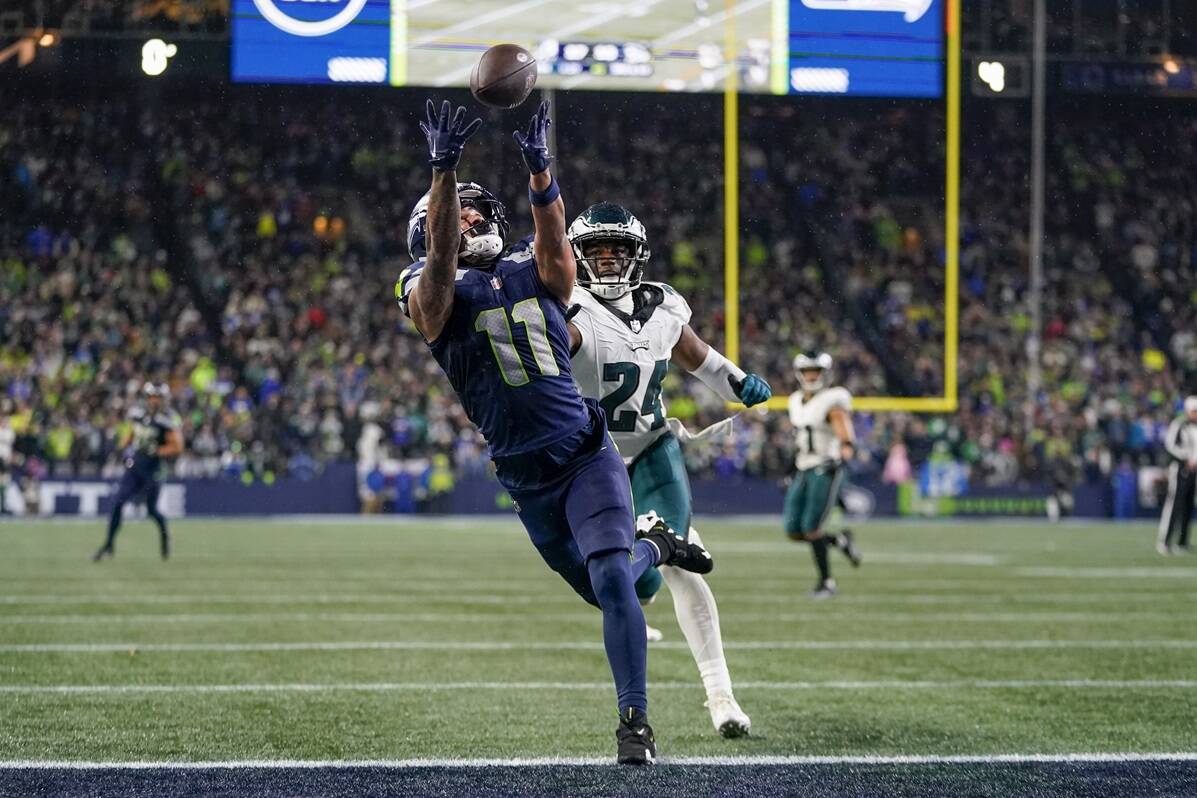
[723,0,960,415]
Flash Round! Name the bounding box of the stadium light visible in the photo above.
[141,39,178,77]
[38,32,56,47]
[978,61,1006,92]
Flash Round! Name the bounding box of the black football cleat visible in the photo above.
[616,708,656,765]
[92,544,114,562]
[837,530,862,567]
[636,515,713,575]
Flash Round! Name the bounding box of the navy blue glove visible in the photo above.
[512,100,554,174]
[729,373,772,407]
[419,100,481,172]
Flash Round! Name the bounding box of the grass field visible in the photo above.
[2,516,1195,794]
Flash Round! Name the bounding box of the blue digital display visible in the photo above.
[230,0,943,98]
[231,0,392,85]
[786,0,943,97]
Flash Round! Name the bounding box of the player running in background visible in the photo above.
[93,382,182,561]
[397,101,713,765]
[785,352,862,598]
[564,202,771,738]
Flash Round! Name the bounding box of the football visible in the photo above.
[470,44,537,109]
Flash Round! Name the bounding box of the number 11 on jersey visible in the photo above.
[474,298,561,387]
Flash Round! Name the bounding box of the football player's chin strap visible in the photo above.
[690,347,747,403]
[660,529,733,699]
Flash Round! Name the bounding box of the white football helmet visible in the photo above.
[793,351,833,392]
[568,202,650,300]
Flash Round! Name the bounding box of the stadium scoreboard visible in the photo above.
[233,0,943,98]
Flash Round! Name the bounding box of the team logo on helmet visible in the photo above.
[407,182,510,267]
[567,202,650,301]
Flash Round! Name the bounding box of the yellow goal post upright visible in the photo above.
[723,0,961,415]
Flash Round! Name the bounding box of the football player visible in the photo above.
[93,382,183,561]
[564,202,772,738]
[786,352,862,598]
[397,102,713,765]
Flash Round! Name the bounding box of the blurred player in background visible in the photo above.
[397,102,713,765]
[785,352,862,598]
[93,382,182,561]
[1158,395,1197,555]
[565,202,771,738]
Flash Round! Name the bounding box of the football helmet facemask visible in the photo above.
[407,182,509,267]
[568,202,650,301]
[793,351,833,392]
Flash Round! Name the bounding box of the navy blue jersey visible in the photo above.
[126,404,181,474]
[397,237,590,458]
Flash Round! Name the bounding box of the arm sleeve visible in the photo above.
[689,346,747,403]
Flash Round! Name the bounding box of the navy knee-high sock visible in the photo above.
[104,502,124,548]
[587,550,648,715]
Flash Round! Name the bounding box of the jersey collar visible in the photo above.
[594,284,664,333]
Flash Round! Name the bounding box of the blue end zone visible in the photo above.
[4,761,1197,798]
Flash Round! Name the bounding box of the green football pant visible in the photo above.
[628,433,692,601]
[783,465,843,537]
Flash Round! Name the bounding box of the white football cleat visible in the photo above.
[646,624,664,642]
[1156,541,1173,556]
[706,692,751,738]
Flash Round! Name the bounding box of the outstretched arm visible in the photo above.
[513,101,574,303]
[672,325,772,406]
[409,100,481,341]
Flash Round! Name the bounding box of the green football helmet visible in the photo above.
[793,351,833,392]
[567,202,650,300]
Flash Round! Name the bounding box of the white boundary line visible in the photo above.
[3,679,1196,695]
[3,639,1196,654]
[2,752,1196,769]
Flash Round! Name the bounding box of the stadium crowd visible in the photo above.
[1,88,1193,505]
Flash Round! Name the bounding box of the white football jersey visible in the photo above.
[571,282,691,463]
[788,387,852,471]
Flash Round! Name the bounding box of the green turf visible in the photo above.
[1,517,1194,761]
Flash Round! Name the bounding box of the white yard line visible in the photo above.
[1015,567,1197,578]
[2,752,1196,769]
[2,639,1195,654]
[0,591,1190,607]
[3,679,1195,695]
